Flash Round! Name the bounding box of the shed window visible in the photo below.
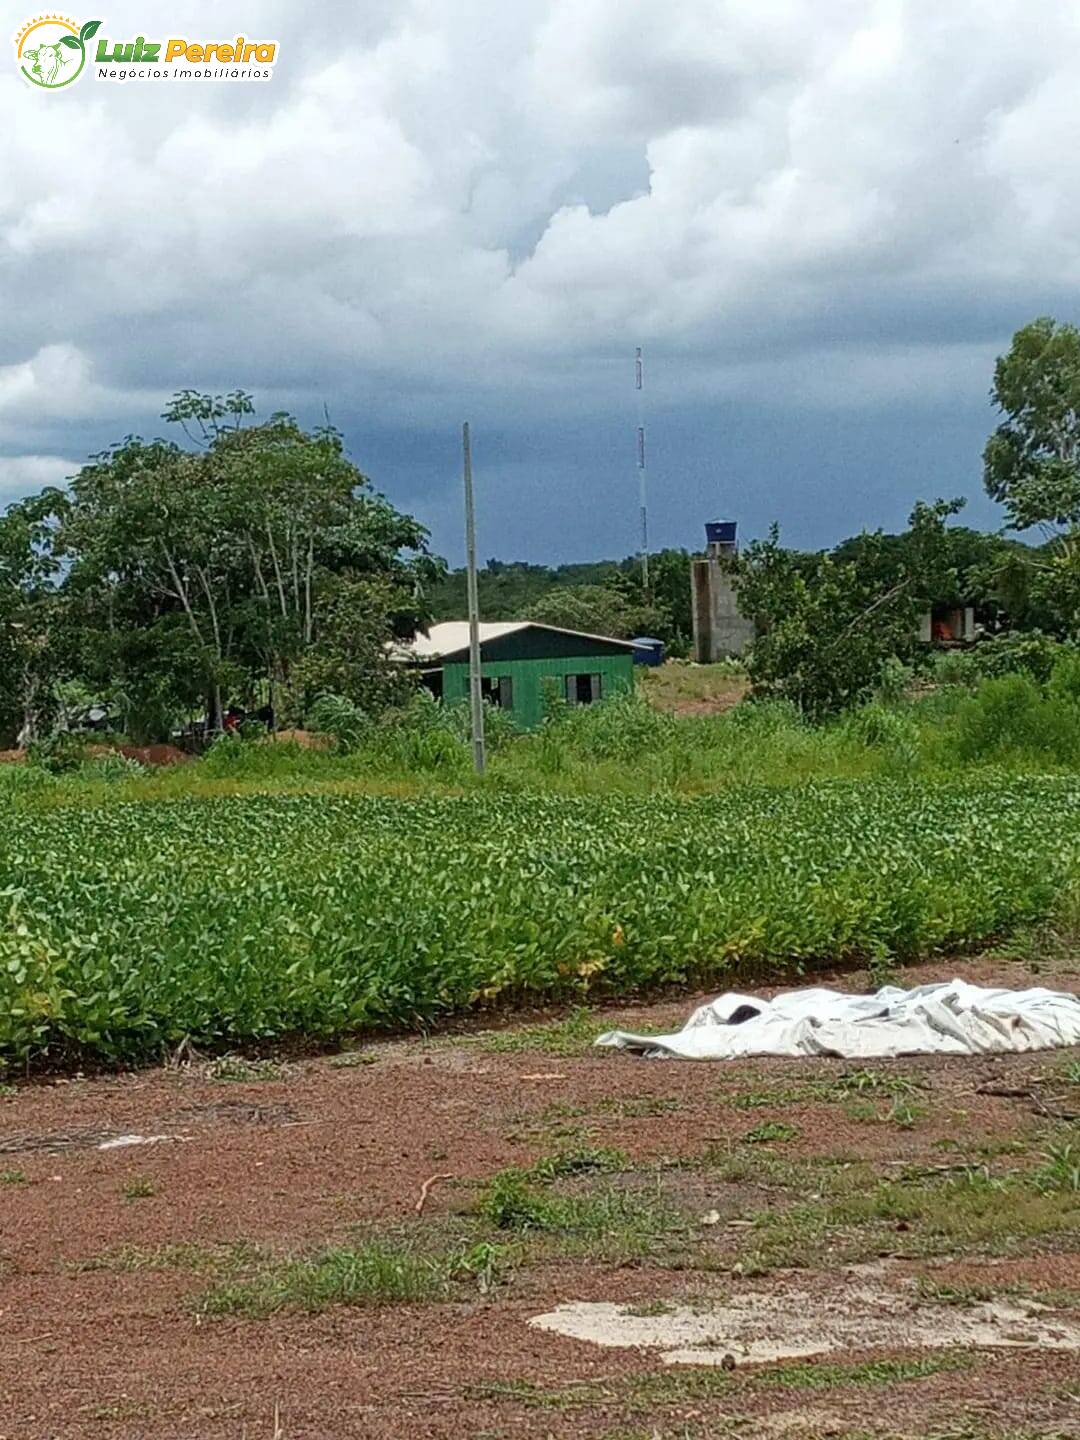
[481,675,514,710]
[566,673,602,704]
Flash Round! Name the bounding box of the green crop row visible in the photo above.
[1,777,1077,1066]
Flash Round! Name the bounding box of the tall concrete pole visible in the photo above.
[635,346,650,596]
[463,421,486,776]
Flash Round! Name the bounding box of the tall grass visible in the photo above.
[7,657,1080,808]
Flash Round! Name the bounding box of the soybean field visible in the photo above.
[3,777,1079,1067]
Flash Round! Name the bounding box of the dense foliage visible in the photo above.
[2,775,1077,1066]
[0,493,63,743]
[984,317,1080,634]
[0,391,438,745]
[729,500,980,716]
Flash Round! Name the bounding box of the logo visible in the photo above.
[15,16,278,87]
[15,15,100,88]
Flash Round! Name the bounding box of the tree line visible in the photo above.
[4,317,1080,743]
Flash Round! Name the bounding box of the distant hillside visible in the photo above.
[426,558,630,621]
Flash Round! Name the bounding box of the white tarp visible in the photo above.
[594,979,1080,1060]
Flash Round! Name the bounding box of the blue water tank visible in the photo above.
[705,521,737,547]
[632,637,665,667]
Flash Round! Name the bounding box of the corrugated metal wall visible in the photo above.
[441,654,634,729]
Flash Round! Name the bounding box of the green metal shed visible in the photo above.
[402,622,639,730]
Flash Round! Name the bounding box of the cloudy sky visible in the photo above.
[2,0,1078,563]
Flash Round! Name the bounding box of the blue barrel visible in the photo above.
[632,637,665,667]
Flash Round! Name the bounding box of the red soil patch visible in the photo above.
[0,954,1076,1439]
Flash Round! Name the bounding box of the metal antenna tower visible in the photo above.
[635,346,649,595]
[462,421,485,776]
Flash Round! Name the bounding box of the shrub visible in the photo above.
[844,702,919,753]
[968,632,1075,685]
[875,657,914,702]
[724,698,806,736]
[954,673,1080,764]
[0,764,55,798]
[78,754,144,783]
[306,694,369,753]
[441,699,520,754]
[1048,653,1080,705]
[26,732,89,774]
[930,650,978,687]
[199,733,257,775]
[364,692,472,777]
[541,691,674,762]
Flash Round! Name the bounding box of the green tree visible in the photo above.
[46,391,437,740]
[526,584,652,638]
[291,575,418,716]
[984,317,1080,633]
[0,493,65,744]
[732,500,965,716]
[427,551,690,650]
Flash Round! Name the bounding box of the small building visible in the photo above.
[919,604,977,646]
[691,521,756,661]
[400,621,639,729]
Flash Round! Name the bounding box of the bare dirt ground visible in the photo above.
[640,663,750,717]
[1,954,1078,1440]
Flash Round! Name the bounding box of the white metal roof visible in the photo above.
[398,620,641,662]
[405,621,528,660]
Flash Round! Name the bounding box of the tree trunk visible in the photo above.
[194,564,223,663]
[18,666,38,746]
[161,545,205,647]
[303,534,314,645]
[266,522,289,618]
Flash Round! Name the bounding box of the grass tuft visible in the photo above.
[750,1352,969,1391]
[69,1241,259,1275]
[205,1056,286,1083]
[739,1144,1080,1274]
[477,1008,604,1056]
[742,1121,799,1145]
[478,1166,692,1261]
[121,1176,157,1201]
[328,1050,377,1068]
[200,1239,459,1317]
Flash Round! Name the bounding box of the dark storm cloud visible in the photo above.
[2,0,1077,558]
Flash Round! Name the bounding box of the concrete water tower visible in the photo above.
[690,521,755,661]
